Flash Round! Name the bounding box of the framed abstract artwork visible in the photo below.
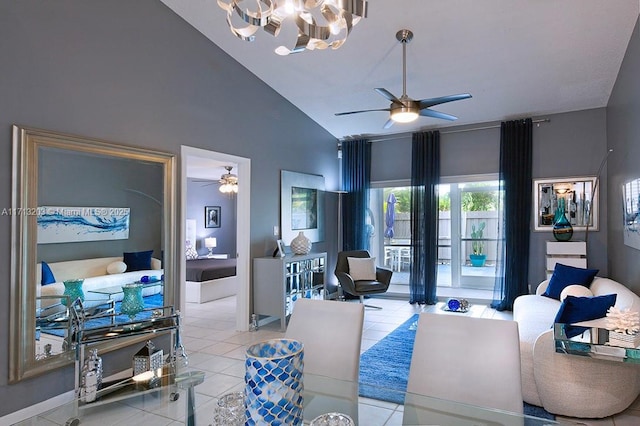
[281,170,325,244]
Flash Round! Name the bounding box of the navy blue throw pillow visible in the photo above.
[543,263,599,300]
[554,294,617,338]
[41,261,56,285]
[123,250,153,272]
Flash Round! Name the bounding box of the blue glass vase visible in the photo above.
[553,198,573,242]
[120,283,144,319]
[62,279,84,306]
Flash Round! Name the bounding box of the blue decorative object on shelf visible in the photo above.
[62,279,84,306]
[553,198,574,242]
[443,298,470,313]
[120,283,144,319]
[447,299,461,311]
[244,338,304,426]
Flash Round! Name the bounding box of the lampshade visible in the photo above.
[205,237,217,249]
[390,101,419,123]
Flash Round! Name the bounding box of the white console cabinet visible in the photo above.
[253,252,326,331]
[546,240,587,278]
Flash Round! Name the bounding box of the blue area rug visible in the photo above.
[41,293,164,337]
[358,313,555,421]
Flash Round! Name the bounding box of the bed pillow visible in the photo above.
[123,250,153,272]
[106,261,127,275]
[554,294,617,338]
[542,263,599,300]
[347,257,377,281]
[41,261,56,285]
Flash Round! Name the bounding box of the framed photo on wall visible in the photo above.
[281,170,325,244]
[205,206,221,228]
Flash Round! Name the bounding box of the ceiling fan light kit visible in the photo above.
[336,29,472,129]
[217,0,368,55]
[219,165,239,194]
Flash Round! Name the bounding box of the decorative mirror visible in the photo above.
[9,125,176,382]
[533,176,598,231]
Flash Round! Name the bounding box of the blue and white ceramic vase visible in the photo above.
[244,338,304,426]
[62,279,84,306]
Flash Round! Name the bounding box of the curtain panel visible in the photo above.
[492,118,533,311]
[410,131,440,305]
[341,139,371,251]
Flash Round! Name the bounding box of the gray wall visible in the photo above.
[38,149,164,262]
[186,178,237,257]
[371,107,610,288]
[607,16,640,293]
[0,0,338,415]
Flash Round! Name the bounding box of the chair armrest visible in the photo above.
[335,271,357,295]
[376,267,393,285]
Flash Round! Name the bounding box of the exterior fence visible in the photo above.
[387,211,499,264]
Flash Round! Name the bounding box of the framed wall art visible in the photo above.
[205,206,221,228]
[281,170,325,244]
[533,177,598,231]
[622,177,640,250]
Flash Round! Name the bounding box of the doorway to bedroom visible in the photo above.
[181,146,251,331]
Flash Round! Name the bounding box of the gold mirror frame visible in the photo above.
[9,125,176,382]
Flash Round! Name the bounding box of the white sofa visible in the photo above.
[513,277,640,418]
[37,256,163,310]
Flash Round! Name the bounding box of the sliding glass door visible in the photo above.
[369,175,501,299]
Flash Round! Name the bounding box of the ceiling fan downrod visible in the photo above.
[396,29,413,99]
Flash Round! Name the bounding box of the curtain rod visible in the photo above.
[339,118,550,144]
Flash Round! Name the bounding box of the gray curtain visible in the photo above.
[410,131,440,305]
[492,118,533,311]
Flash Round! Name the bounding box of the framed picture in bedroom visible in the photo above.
[205,206,221,228]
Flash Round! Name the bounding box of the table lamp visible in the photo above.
[205,237,217,257]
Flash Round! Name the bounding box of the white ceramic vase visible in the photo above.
[290,231,312,255]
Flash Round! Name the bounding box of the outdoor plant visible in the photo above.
[471,222,486,255]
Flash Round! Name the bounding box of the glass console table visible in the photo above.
[554,322,640,363]
[17,372,557,425]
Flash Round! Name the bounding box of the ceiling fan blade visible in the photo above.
[420,109,458,121]
[375,88,404,104]
[418,93,472,109]
[383,118,395,129]
[335,108,391,116]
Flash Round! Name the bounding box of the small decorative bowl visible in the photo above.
[310,412,355,426]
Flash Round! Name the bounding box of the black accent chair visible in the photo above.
[334,250,393,309]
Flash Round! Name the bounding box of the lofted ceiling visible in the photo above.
[161,0,639,139]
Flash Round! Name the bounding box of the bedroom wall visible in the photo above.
[607,16,640,294]
[186,178,237,257]
[0,0,338,415]
[371,107,609,289]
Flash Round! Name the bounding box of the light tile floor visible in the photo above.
[180,296,640,426]
[25,296,640,425]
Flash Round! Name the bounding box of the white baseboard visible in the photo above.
[1,390,75,425]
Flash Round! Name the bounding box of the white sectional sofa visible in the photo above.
[513,277,640,418]
[37,256,163,310]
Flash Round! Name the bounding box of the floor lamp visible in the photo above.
[329,190,348,300]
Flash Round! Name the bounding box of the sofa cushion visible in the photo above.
[543,263,599,300]
[554,294,617,338]
[560,284,594,301]
[107,261,127,274]
[123,250,154,272]
[41,261,56,285]
[347,257,377,281]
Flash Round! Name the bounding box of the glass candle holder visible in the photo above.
[62,279,84,306]
[120,283,144,319]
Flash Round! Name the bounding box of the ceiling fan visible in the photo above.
[335,29,472,129]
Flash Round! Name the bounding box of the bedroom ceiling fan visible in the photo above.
[335,29,472,129]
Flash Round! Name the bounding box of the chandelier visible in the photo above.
[217,0,368,55]
[219,166,238,194]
